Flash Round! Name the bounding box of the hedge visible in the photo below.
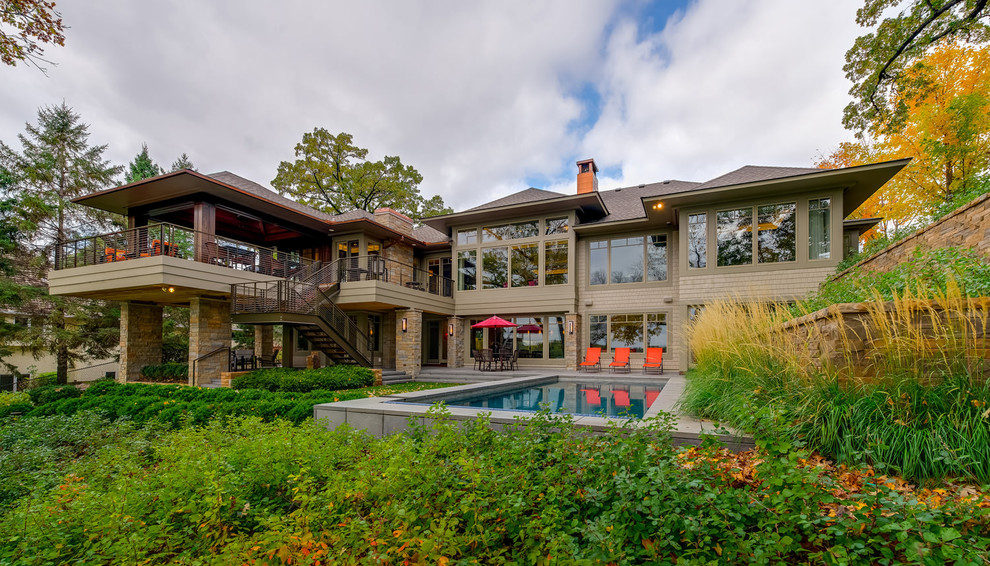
[231,365,374,393]
[139,362,188,382]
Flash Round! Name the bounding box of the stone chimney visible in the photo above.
[576,158,598,194]
[373,207,414,237]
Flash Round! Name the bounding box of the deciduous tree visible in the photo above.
[0,0,64,72]
[844,0,990,133]
[272,128,449,220]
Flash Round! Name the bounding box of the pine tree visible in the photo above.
[170,153,196,172]
[0,102,123,383]
[125,143,162,183]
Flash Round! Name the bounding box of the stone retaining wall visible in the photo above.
[834,192,990,281]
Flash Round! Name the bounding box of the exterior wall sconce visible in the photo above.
[567,320,574,335]
[161,286,175,293]
[401,318,408,333]
[447,323,454,336]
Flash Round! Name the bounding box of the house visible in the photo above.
[47,157,909,383]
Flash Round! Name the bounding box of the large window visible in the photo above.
[589,313,668,353]
[716,208,754,267]
[757,203,796,263]
[544,240,568,285]
[809,197,831,260]
[482,247,508,289]
[688,213,707,269]
[547,316,564,359]
[515,316,543,358]
[483,221,538,242]
[546,217,569,235]
[457,229,477,245]
[510,243,539,287]
[610,314,644,352]
[589,234,668,285]
[457,250,476,291]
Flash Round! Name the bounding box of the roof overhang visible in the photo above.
[843,217,883,235]
[329,218,440,247]
[423,192,608,234]
[641,158,910,218]
[73,170,334,234]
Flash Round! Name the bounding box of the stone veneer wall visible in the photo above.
[254,325,273,359]
[373,208,414,237]
[396,308,422,377]
[834,192,990,280]
[188,297,232,385]
[565,313,580,370]
[119,302,163,382]
[446,316,464,368]
[383,242,416,287]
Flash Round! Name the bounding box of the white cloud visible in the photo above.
[0,0,864,211]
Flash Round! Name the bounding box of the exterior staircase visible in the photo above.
[230,276,372,367]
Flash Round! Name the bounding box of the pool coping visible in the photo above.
[313,373,754,450]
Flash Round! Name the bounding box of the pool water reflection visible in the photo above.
[449,381,665,419]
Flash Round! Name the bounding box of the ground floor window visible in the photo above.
[590,312,668,352]
[468,314,566,360]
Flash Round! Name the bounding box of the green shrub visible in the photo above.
[139,362,188,382]
[232,365,374,392]
[0,403,33,418]
[0,391,30,407]
[0,414,987,565]
[26,385,82,406]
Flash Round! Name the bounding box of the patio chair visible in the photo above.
[503,349,519,371]
[609,347,631,373]
[578,347,601,372]
[642,347,664,375]
[477,348,494,372]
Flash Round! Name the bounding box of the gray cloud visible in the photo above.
[1,0,861,210]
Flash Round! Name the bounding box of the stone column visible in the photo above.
[565,313,581,371]
[281,325,296,369]
[188,297,231,385]
[383,311,396,370]
[254,325,274,360]
[446,316,464,368]
[396,308,423,377]
[119,302,163,383]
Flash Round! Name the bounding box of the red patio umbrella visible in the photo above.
[471,315,517,328]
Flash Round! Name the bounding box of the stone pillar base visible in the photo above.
[565,313,581,371]
[396,308,423,378]
[119,302,163,383]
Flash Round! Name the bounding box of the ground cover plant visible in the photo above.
[232,365,375,393]
[0,412,987,565]
[139,362,188,382]
[16,380,454,428]
[681,249,990,483]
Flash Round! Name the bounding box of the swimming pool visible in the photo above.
[394,377,666,419]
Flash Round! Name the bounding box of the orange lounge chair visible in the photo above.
[642,347,664,374]
[578,347,601,372]
[609,347,631,373]
[104,247,127,262]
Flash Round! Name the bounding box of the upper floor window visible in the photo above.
[544,240,568,285]
[716,208,753,267]
[545,217,569,235]
[809,197,831,260]
[589,234,668,285]
[457,229,477,245]
[688,213,707,269]
[457,250,476,291]
[757,203,796,263]
[482,221,538,242]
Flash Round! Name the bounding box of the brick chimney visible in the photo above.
[373,207,414,237]
[576,158,598,194]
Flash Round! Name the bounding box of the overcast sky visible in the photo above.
[0,0,864,210]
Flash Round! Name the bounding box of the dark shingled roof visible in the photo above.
[207,171,337,223]
[331,209,376,222]
[580,180,702,225]
[695,165,824,190]
[464,188,566,212]
[413,225,447,243]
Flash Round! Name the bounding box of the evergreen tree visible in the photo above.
[0,102,123,383]
[170,153,196,172]
[125,143,162,183]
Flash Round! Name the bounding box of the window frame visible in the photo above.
[587,232,669,286]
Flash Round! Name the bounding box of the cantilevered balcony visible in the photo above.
[49,223,313,303]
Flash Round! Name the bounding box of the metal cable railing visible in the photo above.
[303,255,453,298]
[55,222,313,277]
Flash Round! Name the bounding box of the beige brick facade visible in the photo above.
[119,302,163,382]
